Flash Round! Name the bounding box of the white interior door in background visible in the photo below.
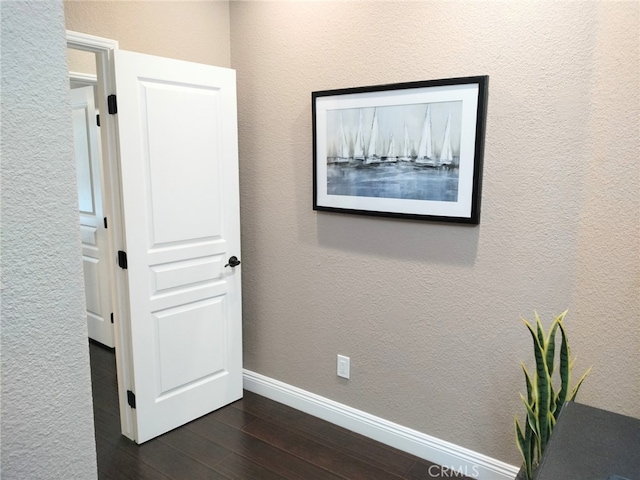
[114,50,242,443]
[72,85,115,348]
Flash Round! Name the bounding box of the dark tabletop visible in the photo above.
[535,401,640,480]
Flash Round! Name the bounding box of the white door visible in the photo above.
[113,50,242,443]
[72,85,115,348]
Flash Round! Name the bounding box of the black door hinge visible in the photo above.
[127,390,136,409]
[103,217,108,229]
[96,114,100,127]
[117,250,128,269]
[108,95,117,114]
[110,312,114,324]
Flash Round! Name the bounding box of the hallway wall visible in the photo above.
[230,1,639,464]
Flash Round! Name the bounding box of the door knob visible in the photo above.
[225,256,241,268]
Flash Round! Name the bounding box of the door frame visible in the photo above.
[67,30,136,440]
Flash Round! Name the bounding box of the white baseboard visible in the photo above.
[243,370,519,480]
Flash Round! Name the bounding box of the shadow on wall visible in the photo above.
[316,212,480,266]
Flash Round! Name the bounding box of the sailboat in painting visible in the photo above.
[327,114,350,164]
[415,105,436,166]
[383,132,397,162]
[398,123,413,162]
[364,108,381,164]
[335,114,350,163]
[353,110,365,162]
[439,112,453,167]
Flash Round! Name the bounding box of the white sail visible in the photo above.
[439,113,453,165]
[353,110,365,160]
[416,105,435,164]
[399,123,412,161]
[384,132,397,162]
[327,138,338,164]
[365,109,381,164]
[336,113,349,162]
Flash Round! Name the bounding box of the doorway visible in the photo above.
[66,30,244,445]
[67,33,136,442]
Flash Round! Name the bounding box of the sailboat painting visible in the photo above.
[323,101,463,202]
[313,76,488,224]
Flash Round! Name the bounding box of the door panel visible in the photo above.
[72,85,115,348]
[114,50,242,443]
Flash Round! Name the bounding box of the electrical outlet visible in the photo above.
[337,354,350,379]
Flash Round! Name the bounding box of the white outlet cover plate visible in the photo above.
[337,354,350,379]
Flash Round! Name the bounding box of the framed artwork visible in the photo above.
[312,76,488,224]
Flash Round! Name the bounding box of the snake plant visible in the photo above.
[514,311,591,480]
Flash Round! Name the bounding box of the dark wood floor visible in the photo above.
[90,342,472,479]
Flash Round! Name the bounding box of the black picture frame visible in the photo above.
[312,76,488,224]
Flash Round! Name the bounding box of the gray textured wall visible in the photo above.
[230,1,639,465]
[1,1,97,478]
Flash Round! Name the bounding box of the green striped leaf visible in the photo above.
[521,393,538,436]
[555,321,571,414]
[522,363,534,404]
[534,312,545,351]
[545,318,560,377]
[523,318,551,453]
[570,366,592,401]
